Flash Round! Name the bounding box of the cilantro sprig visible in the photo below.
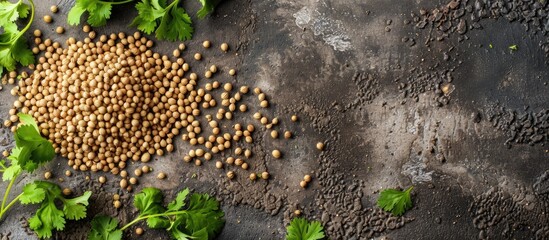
[0,114,92,239]
[89,187,225,240]
[0,0,35,77]
[285,217,326,240]
[377,186,414,216]
[68,0,135,27]
[131,0,193,41]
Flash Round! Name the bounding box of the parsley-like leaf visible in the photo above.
[196,0,223,19]
[132,0,193,41]
[88,215,123,240]
[0,1,34,77]
[167,188,189,211]
[68,0,133,27]
[377,186,414,216]
[134,187,166,215]
[285,217,326,240]
[0,0,29,24]
[24,181,92,239]
[11,114,55,172]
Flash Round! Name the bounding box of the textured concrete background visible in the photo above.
[0,0,548,239]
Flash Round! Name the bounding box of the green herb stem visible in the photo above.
[0,193,23,219]
[120,210,187,231]
[0,171,21,219]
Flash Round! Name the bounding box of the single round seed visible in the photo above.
[113,194,120,201]
[157,172,166,179]
[229,69,236,76]
[141,166,150,173]
[239,104,247,112]
[224,83,233,91]
[195,159,202,166]
[220,43,228,52]
[62,188,72,196]
[304,175,312,183]
[173,49,181,57]
[261,172,269,180]
[120,179,128,188]
[241,163,249,170]
[210,65,217,73]
[99,176,106,183]
[141,153,151,162]
[249,173,257,181]
[203,40,211,48]
[82,25,91,33]
[272,150,281,158]
[227,171,235,179]
[120,171,128,178]
[44,171,52,179]
[260,100,269,108]
[55,26,64,34]
[300,180,308,188]
[205,70,212,78]
[239,86,248,93]
[43,15,53,23]
[294,210,302,216]
[178,43,186,50]
[129,177,138,185]
[114,200,121,208]
[316,142,325,151]
[291,115,298,122]
[65,170,72,177]
[33,29,42,37]
[215,161,223,169]
[136,228,144,235]
[271,130,278,139]
[194,53,202,60]
[50,5,58,13]
[284,131,292,139]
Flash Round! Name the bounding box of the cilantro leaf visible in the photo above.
[0,1,34,77]
[285,218,326,240]
[377,186,414,216]
[134,187,166,215]
[20,183,46,204]
[132,0,193,41]
[63,191,92,220]
[24,181,92,239]
[167,188,189,211]
[89,215,123,240]
[68,0,133,27]
[2,164,21,181]
[181,193,225,238]
[196,0,223,19]
[18,112,39,132]
[10,114,55,172]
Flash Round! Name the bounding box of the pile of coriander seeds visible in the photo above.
[5,25,316,188]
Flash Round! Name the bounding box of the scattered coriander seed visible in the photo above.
[55,26,64,34]
[134,169,143,177]
[173,49,181,57]
[239,104,247,112]
[300,180,308,188]
[249,173,257,180]
[114,200,121,208]
[229,69,236,76]
[113,194,120,201]
[205,70,212,78]
[316,142,325,151]
[178,43,186,50]
[294,210,302,216]
[272,150,281,158]
[65,170,72,177]
[261,171,270,180]
[210,65,217,73]
[260,100,269,108]
[120,179,128,188]
[220,43,229,52]
[227,171,235,179]
[62,188,72,196]
[99,176,106,183]
[43,15,52,23]
[129,177,138,185]
[194,53,202,60]
[195,159,202,166]
[120,170,128,178]
[224,83,233,91]
[141,153,151,162]
[203,40,211,48]
[136,228,144,235]
[44,171,52,179]
[50,5,58,13]
[33,29,41,37]
[253,112,262,120]
[253,87,262,95]
[240,86,248,93]
[216,161,223,169]
[304,175,312,183]
[157,172,166,179]
[142,165,150,173]
[2,150,8,157]
[271,130,278,139]
[241,163,249,170]
[284,131,292,139]
[291,115,298,122]
[82,24,91,33]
